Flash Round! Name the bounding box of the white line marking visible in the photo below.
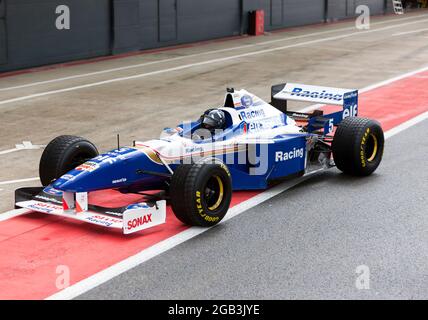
[393,27,428,36]
[1,13,426,92]
[46,169,324,300]
[0,141,45,155]
[15,141,45,150]
[0,177,39,186]
[46,111,428,300]
[384,111,428,139]
[300,64,428,113]
[0,148,20,155]
[359,65,428,92]
[0,208,29,222]
[1,17,428,107]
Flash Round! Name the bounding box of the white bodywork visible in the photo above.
[135,89,302,163]
[274,83,354,105]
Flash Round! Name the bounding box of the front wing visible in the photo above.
[15,187,166,235]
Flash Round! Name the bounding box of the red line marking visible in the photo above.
[0,70,428,299]
[320,71,428,131]
[0,191,257,299]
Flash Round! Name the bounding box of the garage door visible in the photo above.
[283,0,325,28]
[347,0,356,16]
[0,21,6,66]
[159,0,177,42]
[5,0,111,70]
[139,0,158,49]
[178,0,241,42]
[0,0,6,65]
[270,0,283,26]
[327,0,348,20]
[356,0,385,15]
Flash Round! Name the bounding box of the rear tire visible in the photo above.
[39,135,98,186]
[170,162,232,227]
[332,117,384,176]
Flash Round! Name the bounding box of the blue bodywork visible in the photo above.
[52,147,170,193]
[52,134,311,193]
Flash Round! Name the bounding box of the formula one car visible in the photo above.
[15,83,384,234]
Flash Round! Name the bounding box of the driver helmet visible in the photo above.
[201,109,226,131]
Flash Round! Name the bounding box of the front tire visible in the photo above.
[332,117,384,176]
[170,162,232,227]
[39,135,99,186]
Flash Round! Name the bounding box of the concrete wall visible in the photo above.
[0,0,391,72]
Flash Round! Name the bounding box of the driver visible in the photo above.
[200,109,226,132]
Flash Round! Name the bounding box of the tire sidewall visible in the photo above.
[56,141,98,175]
[190,164,232,226]
[332,117,384,176]
[354,122,384,175]
[39,136,98,186]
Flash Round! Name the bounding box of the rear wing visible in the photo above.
[271,83,358,134]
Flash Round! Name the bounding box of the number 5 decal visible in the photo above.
[328,118,334,134]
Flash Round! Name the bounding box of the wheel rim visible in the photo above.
[366,133,378,162]
[205,175,224,211]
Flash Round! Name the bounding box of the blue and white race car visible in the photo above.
[15,83,384,234]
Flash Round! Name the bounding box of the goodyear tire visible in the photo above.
[332,117,384,176]
[170,162,232,227]
[39,135,98,186]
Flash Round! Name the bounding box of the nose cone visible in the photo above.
[52,147,164,193]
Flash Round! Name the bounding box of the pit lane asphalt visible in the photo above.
[78,119,428,300]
